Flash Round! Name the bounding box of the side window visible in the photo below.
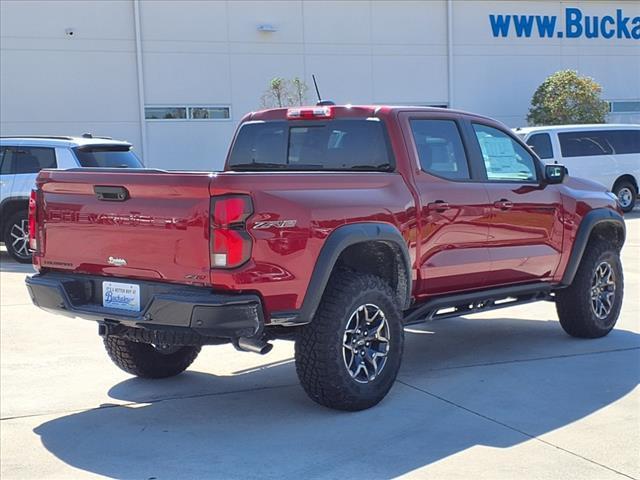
[0,147,6,174]
[410,119,470,180]
[558,131,614,157]
[472,124,537,182]
[12,147,57,174]
[0,148,14,175]
[526,133,553,159]
[605,130,640,155]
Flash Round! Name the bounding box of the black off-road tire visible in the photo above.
[3,209,32,263]
[295,270,404,411]
[103,336,201,378]
[613,180,637,213]
[556,240,623,338]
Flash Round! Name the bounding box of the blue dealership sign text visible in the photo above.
[489,8,640,39]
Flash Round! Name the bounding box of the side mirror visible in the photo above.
[545,164,567,184]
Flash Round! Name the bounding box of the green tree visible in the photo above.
[260,77,309,108]
[291,77,308,107]
[261,77,287,108]
[527,70,609,126]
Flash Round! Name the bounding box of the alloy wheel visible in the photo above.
[9,219,30,260]
[342,303,390,384]
[590,261,616,320]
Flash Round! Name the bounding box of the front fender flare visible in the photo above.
[560,208,625,286]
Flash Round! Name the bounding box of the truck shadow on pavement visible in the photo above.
[34,317,640,479]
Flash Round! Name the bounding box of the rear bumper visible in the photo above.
[25,273,264,341]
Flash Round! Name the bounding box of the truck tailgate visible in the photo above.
[35,169,213,285]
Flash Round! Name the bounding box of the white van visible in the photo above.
[514,124,640,212]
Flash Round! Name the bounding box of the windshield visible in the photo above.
[227,119,393,171]
[73,146,143,168]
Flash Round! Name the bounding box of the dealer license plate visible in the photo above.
[102,281,140,312]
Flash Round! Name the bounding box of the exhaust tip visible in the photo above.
[236,336,273,355]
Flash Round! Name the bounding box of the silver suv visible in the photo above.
[0,135,142,263]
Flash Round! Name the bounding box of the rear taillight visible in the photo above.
[28,189,37,252]
[286,106,334,119]
[210,195,252,268]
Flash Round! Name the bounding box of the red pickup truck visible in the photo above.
[26,104,625,411]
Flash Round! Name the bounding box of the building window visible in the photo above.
[609,101,640,113]
[145,107,187,120]
[189,107,230,120]
[145,106,231,121]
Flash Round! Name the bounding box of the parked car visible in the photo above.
[0,135,142,262]
[514,124,640,212]
[25,105,625,411]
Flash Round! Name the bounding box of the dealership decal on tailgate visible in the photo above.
[102,282,141,312]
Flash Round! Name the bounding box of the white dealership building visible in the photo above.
[1,0,638,170]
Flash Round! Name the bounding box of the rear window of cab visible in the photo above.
[227,119,393,172]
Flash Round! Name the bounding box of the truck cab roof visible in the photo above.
[245,104,497,124]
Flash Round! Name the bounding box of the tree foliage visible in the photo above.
[260,76,309,108]
[527,70,609,126]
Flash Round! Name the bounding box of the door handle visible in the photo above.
[427,200,450,212]
[494,199,513,210]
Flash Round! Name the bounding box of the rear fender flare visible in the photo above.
[298,222,412,324]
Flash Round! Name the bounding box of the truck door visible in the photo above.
[399,112,492,297]
[467,121,563,285]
